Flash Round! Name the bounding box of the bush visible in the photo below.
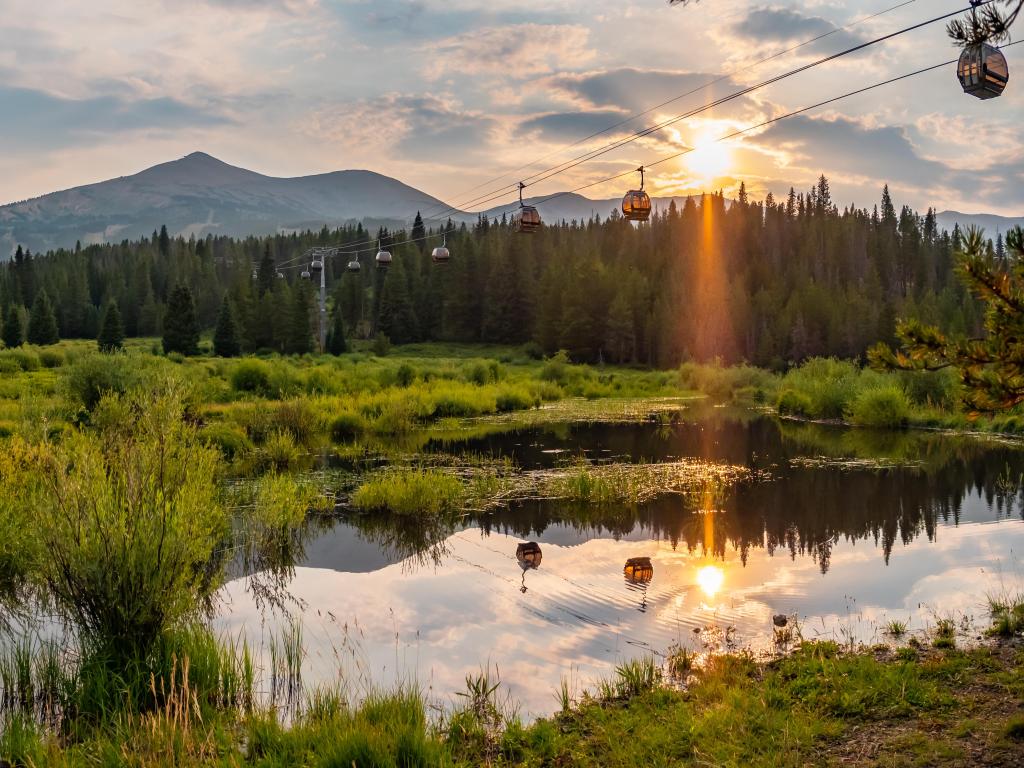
[396,363,416,387]
[199,423,253,460]
[230,360,272,396]
[330,411,367,442]
[273,399,320,447]
[260,429,301,470]
[0,349,40,372]
[846,386,910,428]
[776,389,813,417]
[64,354,139,411]
[38,349,65,369]
[495,385,538,412]
[372,333,391,357]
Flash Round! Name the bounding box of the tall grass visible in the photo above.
[351,469,465,515]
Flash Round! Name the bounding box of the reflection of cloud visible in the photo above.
[424,24,594,79]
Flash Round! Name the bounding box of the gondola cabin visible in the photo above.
[347,258,361,272]
[513,205,542,234]
[516,542,543,569]
[622,190,652,222]
[624,556,654,584]
[958,43,1009,99]
[310,259,323,272]
[431,245,450,264]
[300,269,311,280]
[375,248,393,269]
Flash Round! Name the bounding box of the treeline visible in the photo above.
[0,177,989,366]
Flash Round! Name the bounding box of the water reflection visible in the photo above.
[219,411,1024,719]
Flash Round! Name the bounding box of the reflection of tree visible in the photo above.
[342,513,455,570]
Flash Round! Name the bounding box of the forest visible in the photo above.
[0,177,992,367]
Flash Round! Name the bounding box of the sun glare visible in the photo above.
[696,565,725,598]
[686,141,732,182]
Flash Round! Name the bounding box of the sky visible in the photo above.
[1,0,1022,216]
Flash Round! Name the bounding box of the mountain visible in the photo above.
[935,210,1024,238]
[0,152,462,257]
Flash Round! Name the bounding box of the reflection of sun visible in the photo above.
[696,565,725,598]
[686,141,732,182]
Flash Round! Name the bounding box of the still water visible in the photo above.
[217,409,1024,718]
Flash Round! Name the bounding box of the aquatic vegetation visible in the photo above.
[987,594,1024,637]
[885,619,909,637]
[351,469,465,515]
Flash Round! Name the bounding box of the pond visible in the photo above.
[217,407,1024,719]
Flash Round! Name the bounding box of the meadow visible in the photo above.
[1,340,1023,766]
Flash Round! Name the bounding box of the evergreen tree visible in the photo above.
[377,257,418,344]
[97,300,125,352]
[327,303,349,355]
[213,295,242,357]
[27,289,59,345]
[2,305,22,348]
[411,212,426,251]
[162,285,200,356]
[285,283,313,355]
[257,245,276,297]
[158,225,171,258]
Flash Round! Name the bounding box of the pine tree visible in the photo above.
[213,295,242,357]
[162,285,200,356]
[158,225,171,258]
[377,257,418,344]
[257,246,276,297]
[285,283,313,355]
[97,300,125,352]
[1,305,22,348]
[27,289,59,346]
[327,303,349,355]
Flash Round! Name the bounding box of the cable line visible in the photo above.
[415,0,920,220]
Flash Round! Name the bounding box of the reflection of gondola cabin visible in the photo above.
[958,43,1009,99]
[624,556,654,583]
[516,542,543,568]
[621,166,652,222]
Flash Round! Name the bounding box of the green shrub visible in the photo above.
[230,360,272,396]
[0,349,41,372]
[776,389,813,417]
[261,429,301,470]
[495,385,538,412]
[846,386,910,428]
[64,354,139,411]
[351,469,464,515]
[540,350,571,385]
[273,399,320,446]
[372,333,391,357]
[330,411,367,442]
[396,363,416,387]
[199,423,253,460]
[38,349,65,369]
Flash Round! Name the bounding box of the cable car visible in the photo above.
[251,269,258,280]
[431,235,450,264]
[375,241,392,269]
[512,182,542,234]
[624,557,654,584]
[277,271,285,279]
[958,43,1009,99]
[310,259,323,272]
[622,166,652,222]
[301,269,311,280]
[347,258,361,273]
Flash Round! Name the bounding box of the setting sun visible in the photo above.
[686,141,732,182]
[696,565,725,598]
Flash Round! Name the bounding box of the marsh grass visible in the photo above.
[885,619,909,637]
[351,469,465,515]
[987,593,1024,637]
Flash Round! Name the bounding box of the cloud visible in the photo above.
[424,24,594,79]
[731,8,867,51]
[516,110,628,143]
[305,94,495,163]
[0,86,233,150]
[543,68,754,119]
[750,113,1024,210]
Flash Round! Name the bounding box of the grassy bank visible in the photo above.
[4,633,1021,766]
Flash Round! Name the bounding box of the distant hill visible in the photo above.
[0,152,462,257]
[935,210,1024,238]
[3,151,1019,258]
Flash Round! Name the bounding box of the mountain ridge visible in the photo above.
[2,152,1020,257]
